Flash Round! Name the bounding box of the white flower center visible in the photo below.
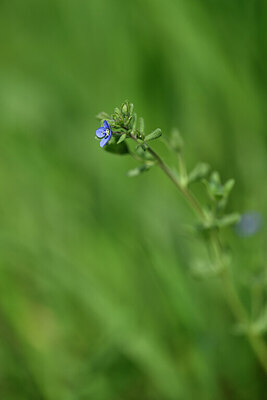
[105,129,110,136]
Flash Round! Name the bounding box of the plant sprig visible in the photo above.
[95,100,267,374]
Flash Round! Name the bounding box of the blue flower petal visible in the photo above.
[100,132,111,148]
[96,127,105,138]
[103,120,110,130]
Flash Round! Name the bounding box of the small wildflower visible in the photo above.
[235,211,262,237]
[96,120,112,148]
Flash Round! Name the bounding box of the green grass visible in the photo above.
[0,0,267,398]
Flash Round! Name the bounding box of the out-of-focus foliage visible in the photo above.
[0,0,266,399]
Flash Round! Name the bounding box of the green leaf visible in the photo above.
[224,179,235,195]
[169,128,183,152]
[145,128,162,142]
[206,179,224,198]
[117,133,127,144]
[216,213,240,228]
[204,173,236,201]
[127,164,151,177]
[104,141,129,155]
[188,163,210,184]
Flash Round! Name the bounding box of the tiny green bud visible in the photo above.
[121,100,129,115]
[210,171,221,184]
[114,107,121,115]
[139,117,145,138]
[207,172,224,197]
[129,103,134,116]
[121,104,128,115]
[144,128,162,142]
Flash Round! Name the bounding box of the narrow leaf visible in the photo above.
[145,128,162,142]
[117,133,127,144]
[216,213,241,228]
[224,179,235,195]
[131,113,137,133]
[129,103,134,116]
[188,163,210,184]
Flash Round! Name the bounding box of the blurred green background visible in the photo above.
[0,0,267,399]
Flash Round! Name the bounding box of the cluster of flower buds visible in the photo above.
[96,100,162,145]
[95,101,163,174]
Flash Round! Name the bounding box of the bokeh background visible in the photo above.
[0,0,267,399]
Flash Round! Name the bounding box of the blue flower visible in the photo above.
[235,211,262,237]
[96,120,112,148]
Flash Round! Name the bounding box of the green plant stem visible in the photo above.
[177,152,187,185]
[130,134,267,375]
[130,134,205,220]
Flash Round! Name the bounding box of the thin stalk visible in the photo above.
[130,133,205,220]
